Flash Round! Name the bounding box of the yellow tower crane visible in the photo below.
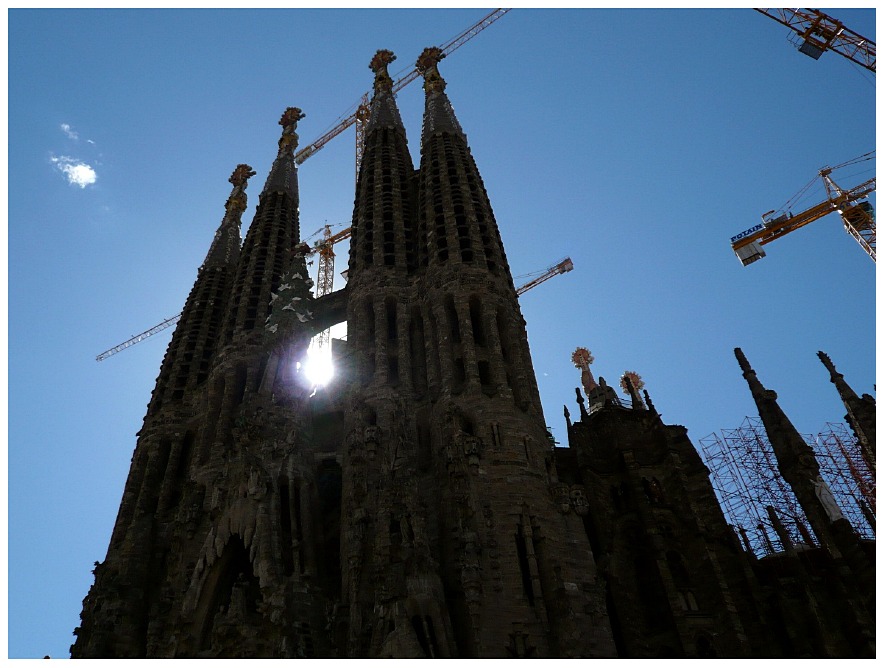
[730,152,875,266]
[755,8,875,72]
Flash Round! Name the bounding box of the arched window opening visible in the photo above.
[197,535,262,651]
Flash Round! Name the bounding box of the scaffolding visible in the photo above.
[813,422,875,538]
[699,416,815,558]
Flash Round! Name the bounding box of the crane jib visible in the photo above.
[731,223,764,244]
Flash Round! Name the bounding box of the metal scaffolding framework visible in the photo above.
[699,417,814,558]
[700,416,875,558]
[812,422,875,537]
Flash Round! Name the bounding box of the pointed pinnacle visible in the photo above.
[416,46,447,93]
[229,164,256,187]
[817,350,838,375]
[369,49,396,94]
[279,107,305,130]
[278,107,305,154]
[225,164,255,214]
[734,347,753,374]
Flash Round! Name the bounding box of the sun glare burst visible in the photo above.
[303,346,334,389]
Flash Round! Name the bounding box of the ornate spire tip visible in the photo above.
[369,49,396,94]
[416,46,447,92]
[370,49,396,72]
[279,107,305,129]
[229,164,256,187]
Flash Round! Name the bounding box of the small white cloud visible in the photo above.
[87,139,95,144]
[60,123,79,140]
[50,155,97,188]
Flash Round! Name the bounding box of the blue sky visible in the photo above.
[7,6,876,659]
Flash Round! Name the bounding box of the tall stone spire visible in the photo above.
[415,46,511,280]
[262,106,304,200]
[817,350,876,470]
[201,163,256,269]
[416,47,466,147]
[734,348,847,556]
[149,164,256,413]
[347,50,416,281]
[364,49,407,135]
[222,108,305,343]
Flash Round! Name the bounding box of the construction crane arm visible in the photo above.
[516,257,574,296]
[295,9,510,166]
[755,8,876,72]
[318,226,353,253]
[731,175,875,265]
[733,177,875,249]
[96,313,181,362]
[295,116,359,166]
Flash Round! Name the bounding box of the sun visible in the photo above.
[302,345,334,389]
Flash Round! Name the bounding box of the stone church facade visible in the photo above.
[71,49,874,658]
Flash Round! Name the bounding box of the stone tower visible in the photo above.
[336,47,615,658]
[71,51,616,658]
[71,108,345,658]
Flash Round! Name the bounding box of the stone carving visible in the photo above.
[416,46,446,93]
[233,406,265,443]
[553,483,571,514]
[570,486,590,516]
[812,475,845,522]
[460,434,481,468]
[642,477,665,505]
[369,49,396,93]
[460,531,483,601]
[247,467,267,500]
[364,425,380,459]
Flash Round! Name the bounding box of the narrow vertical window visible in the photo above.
[469,297,486,347]
[515,524,535,606]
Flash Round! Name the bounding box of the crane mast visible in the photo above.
[755,8,876,72]
[312,224,354,351]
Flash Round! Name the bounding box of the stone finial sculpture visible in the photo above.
[369,49,396,93]
[416,46,447,93]
[571,347,597,397]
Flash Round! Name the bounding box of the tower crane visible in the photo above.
[730,151,875,266]
[295,8,511,182]
[310,224,353,351]
[755,8,875,72]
